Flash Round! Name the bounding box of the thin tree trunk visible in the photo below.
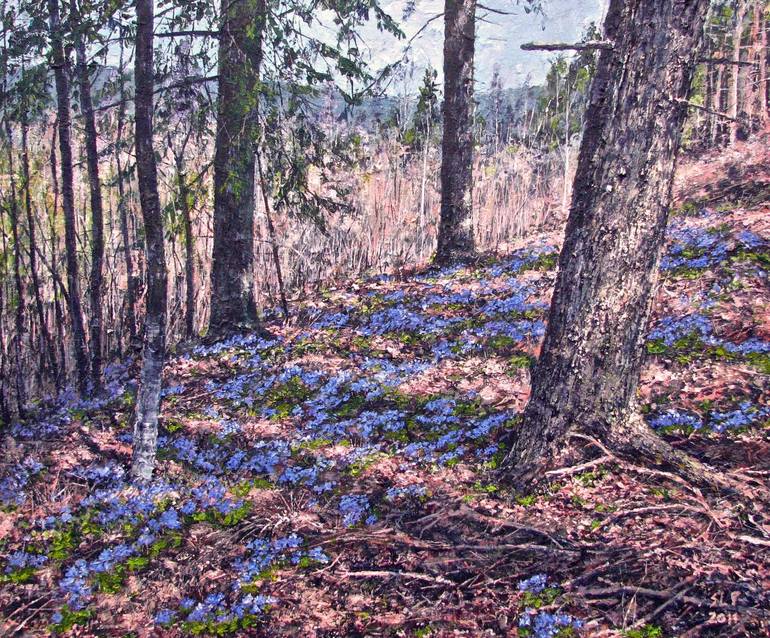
[435,0,476,265]
[713,60,726,143]
[72,0,104,391]
[173,148,196,339]
[757,0,768,124]
[131,0,168,483]
[114,35,137,347]
[48,0,89,394]
[728,0,748,143]
[2,121,28,417]
[505,0,719,488]
[208,0,266,336]
[49,120,67,385]
[21,108,58,384]
[0,265,10,426]
[255,148,289,321]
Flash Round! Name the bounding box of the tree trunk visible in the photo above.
[21,109,58,385]
[2,121,28,417]
[728,0,748,143]
[208,0,266,336]
[114,34,137,348]
[434,0,476,265]
[49,120,67,386]
[174,150,196,339]
[131,0,168,483]
[48,0,89,395]
[72,0,105,392]
[0,266,10,426]
[505,0,716,487]
[757,0,768,124]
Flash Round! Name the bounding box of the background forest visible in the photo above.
[0,0,767,412]
[0,0,769,635]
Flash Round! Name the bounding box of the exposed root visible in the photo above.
[603,414,758,498]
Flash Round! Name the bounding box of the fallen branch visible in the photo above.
[676,99,743,123]
[580,585,768,617]
[338,569,454,586]
[521,40,614,52]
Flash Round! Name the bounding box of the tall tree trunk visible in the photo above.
[504,0,717,487]
[72,0,104,392]
[255,147,289,322]
[114,34,137,347]
[131,0,168,483]
[48,0,89,394]
[2,120,28,417]
[49,120,67,386]
[757,0,768,124]
[173,148,195,339]
[208,0,266,336]
[0,265,10,426]
[728,0,748,143]
[434,0,476,265]
[21,107,58,384]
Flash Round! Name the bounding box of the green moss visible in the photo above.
[0,566,37,584]
[126,555,150,571]
[348,452,388,477]
[95,568,125,593]
[521,586,561,609]
[191,502,251,528]
[623,625,663,638]
[332,393,368,418]
[508,352,535,369]
[515,494,538,507]
[49,527,79,561]
[576,469,606,487]
[164,418,185,433]
[747,352,770,374]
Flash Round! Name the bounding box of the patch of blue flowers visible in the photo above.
[648,314,713,347]
[518,610,583,638]
[0,458,43,506]
[4,550,47,573]
[662,224,731,271]
[339,494,376,526]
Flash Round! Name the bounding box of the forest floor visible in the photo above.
[2,140,770,638]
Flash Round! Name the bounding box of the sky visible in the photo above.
[353,0,608,93]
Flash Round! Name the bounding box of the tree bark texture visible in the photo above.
[208,0,266,335]
[21,112,58,384]
[728,0,748,143]
[434,0,476,265]
[114,35,137,347]
[131,0,168,483]
[48,0,89,395]
[72,0,105,391]
[3,121,28,416]
[506,0,712,484]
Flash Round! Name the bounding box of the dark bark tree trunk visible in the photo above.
[0,266,10,426]
[755,0,768,125]
[208,0,266,336]
[434,0,476,265]
[48,0,89,395]
[2,122,28,417]
[72,0,105,392]
[172,143,195,340]
[114,34,137,348]
[505,0,717,487]
[728,0,748,143]
[49,120,67,386]
[256,148,289,321]
[21,109,58,384]
[131,0,168,483]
